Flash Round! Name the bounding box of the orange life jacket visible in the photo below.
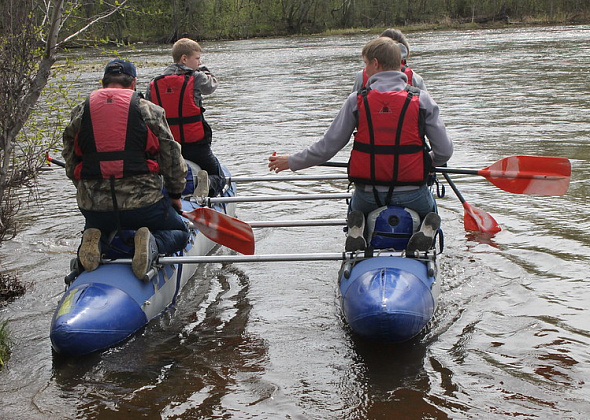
[348,86,430,186]
[74,89,160,179]
[149,74,209,144]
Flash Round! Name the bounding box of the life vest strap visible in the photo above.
[166,114,203,126]
[352,142,423,155]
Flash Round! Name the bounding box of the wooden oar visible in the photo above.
[322,155,571,196]
[442,173,501,234]
[182,208,255,255]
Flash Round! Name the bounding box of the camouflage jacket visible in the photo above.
[62,89,187,211]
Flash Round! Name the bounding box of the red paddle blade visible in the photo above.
[462,202,501,234]
[480,155,571,196]
[182,208,255,255]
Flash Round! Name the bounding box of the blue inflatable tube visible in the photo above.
[50,166,236,356]
[339,254,439,342]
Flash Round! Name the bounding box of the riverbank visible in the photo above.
[321,17,588,38]
[0,321,9,369]
[62,15,590,47]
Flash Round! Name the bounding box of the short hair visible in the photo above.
[362,37,401,71]
[172,38,202,63]
[380,28,410,58]
[102,73,135,88]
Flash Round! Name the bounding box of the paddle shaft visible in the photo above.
[47,155,66,168]
[229,174,348,182]
[441,172,466,203]
[248,219,346,228]
[322,162,565,180]
[442,171,502,234]
[46,157,348,182]
[321,161,347,168]
[321,156,571,196]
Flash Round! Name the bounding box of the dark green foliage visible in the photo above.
[72,0,590,43]
[0,320,12,369]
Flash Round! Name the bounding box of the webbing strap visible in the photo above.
[386,88,414,204]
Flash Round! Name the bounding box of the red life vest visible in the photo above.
[74,89,160,179]
[348,86,431,186]
[361,65,415,88]
[149,74,208,144]
[402,64,414,86]
[361,68,369,88]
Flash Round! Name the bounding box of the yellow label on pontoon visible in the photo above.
[56,290,75,318]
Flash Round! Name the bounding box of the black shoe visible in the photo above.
[78,228,102,272]
[406,212,441,254]
[345,210,367,252]
[132,227,159,281]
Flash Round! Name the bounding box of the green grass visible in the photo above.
[0,321,9,369]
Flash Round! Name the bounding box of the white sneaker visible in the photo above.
[194,169,210,198]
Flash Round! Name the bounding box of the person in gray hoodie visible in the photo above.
[268,37,453,251]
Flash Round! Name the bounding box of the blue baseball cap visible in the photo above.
[104,59,137,78]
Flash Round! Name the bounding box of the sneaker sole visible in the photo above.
[79,228,101,272]
[406,212,441,253]
[195,170,210,198]
[345,236,367,252]
[421,212,441,238]
[406,232,434,253]
[132,227,152,280]
[346,210,366,251]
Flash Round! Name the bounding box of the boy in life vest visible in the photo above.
[146,38,225,198]
[62,59,190,280]
[268,37,453,253]
[352,28,427,92]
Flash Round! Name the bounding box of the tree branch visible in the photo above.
[58,0,130,47]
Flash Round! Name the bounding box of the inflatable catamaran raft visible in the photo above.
[48,155,570,354]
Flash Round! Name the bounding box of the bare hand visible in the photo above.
[268,153,290,173]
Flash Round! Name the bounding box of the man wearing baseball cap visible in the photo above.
[103,58,138,78]
[62,58,189,280]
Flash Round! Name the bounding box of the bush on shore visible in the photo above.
[0,272,25,370]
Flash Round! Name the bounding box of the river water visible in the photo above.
[1,25,589,419]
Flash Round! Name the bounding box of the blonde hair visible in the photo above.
[361,37,401,71]
[171,38,202,63]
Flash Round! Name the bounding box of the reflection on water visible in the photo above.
[1,25,590,419]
